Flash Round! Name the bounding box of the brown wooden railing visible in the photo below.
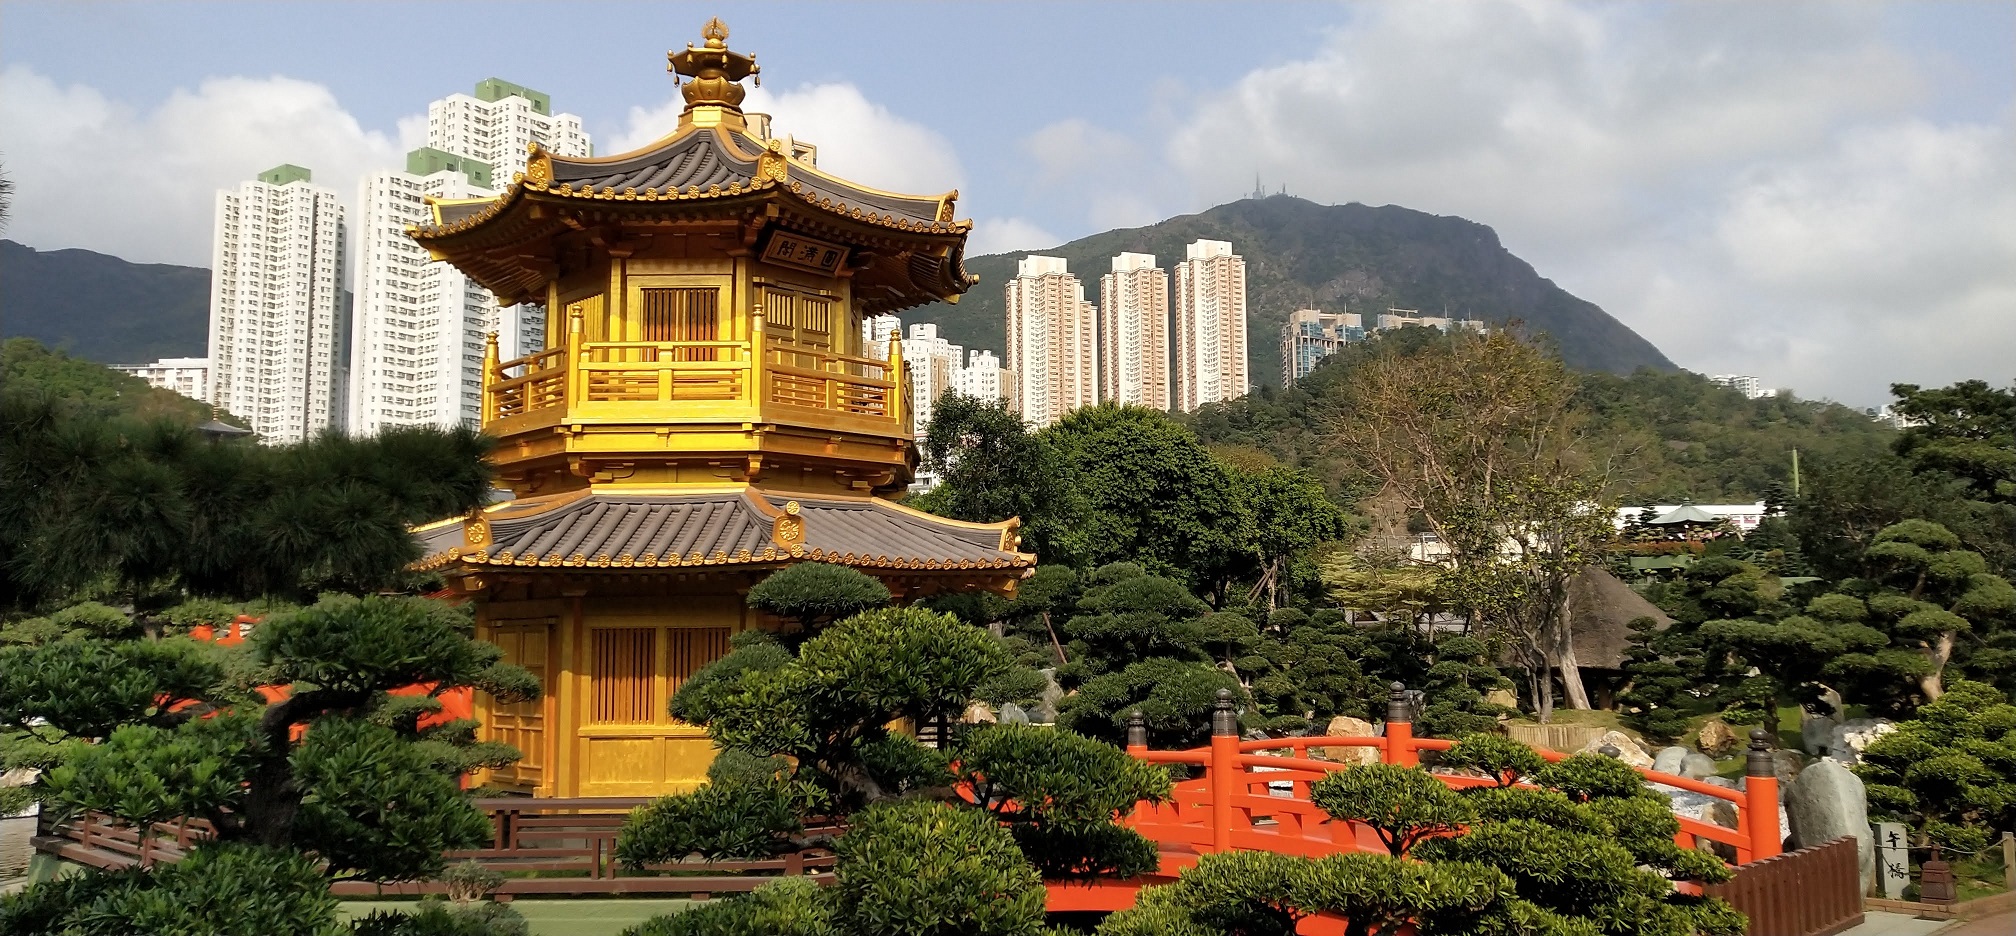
[1706,836,1865,936]
[36,800,837,899]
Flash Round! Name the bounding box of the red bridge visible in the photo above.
[1047,686,1786,927]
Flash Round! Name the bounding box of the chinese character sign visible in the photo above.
[1876,821,1909,899]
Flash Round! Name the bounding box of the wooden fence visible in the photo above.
[36,799,837,899]
[1705,836,1865,936]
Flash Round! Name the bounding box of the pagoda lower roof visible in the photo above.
[412,487,1033,574]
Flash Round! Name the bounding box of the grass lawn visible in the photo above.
[340,898,694,936]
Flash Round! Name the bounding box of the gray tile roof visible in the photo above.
[413,490,1031,573]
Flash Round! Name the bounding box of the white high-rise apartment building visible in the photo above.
[1099,252,1170,410]
[1711,375,1771,400]
[428,78,591,182]
[1005,256,1098,428]
[116,357,211,402]
[955,349,1011,407]
[861,314,903,360]
[1173,239,1248,412]
[905,323,964,432]
[208,165,348,444]
[349,81,592,435]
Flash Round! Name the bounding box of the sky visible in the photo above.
[2,0,2011,407]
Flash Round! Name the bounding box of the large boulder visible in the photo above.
[998,702,1029,725]
[1652,746,1690,776]
[1315,715,1380,767]
[1696,719,1740,757]
[1825,718,1896,765]
[1801,709,1841,756]
[1578,730,1654,769]
[1680,751,1719,780]
[1785,759,1875,893]
[963,701,996,724]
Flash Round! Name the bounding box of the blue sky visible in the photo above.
[3,1,2012,405]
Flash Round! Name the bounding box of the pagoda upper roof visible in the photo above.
[426,126,958,235]
[413,487,1034,576]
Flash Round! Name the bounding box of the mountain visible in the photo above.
[0,240,211,366]
[907,196,1674,387]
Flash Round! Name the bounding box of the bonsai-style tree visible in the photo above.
[617,568,1175,934]
[0,596,539,934]
[1308,764,1473,857]
[746,561,894,643]
[1855,679,2016,852]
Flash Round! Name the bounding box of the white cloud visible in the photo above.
[967,217,1062,257]
[1107,0,2008,404]
[0,65,408,267]
[613,82,965,196]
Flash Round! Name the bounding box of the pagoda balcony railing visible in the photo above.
[483,325,909,440]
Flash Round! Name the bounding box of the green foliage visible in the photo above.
[1855,680,2016,848]
[669,631,793,724]
[616,779,807,866]
[1533,753,1647,802]
[833,800,1046,936]
[956,723,1170,879]
[0,842,344,936]
[910,391,1087,566]
[747,562,893,636]
[288,718,493,881]
[622,877,837,936]
[1056,657,1242,748]
[973,664,1049,708]
[1438,732,1547,786]
[350,899,529,936]
[46,714,259,827]
[1309,763,1474,856]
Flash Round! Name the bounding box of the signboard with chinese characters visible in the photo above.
[761,231,848,276]
[1876,821,1909,899]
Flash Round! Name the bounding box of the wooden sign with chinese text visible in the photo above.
[761,231,848,276]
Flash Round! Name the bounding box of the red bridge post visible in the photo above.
[1385,682,1417,767]
[1744,729,1782,860]
[1210,688,1239,852]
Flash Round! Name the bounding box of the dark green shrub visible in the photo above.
[289,718,493,881]
[1437,732,1546,786]
[1533,753,1646,802]
[833,800,1046,936]
[956,723,1169,878]
[0,843,343,936]
[747,563,892,636]
[620,877,836,936]
[1309,763,1473,857]
[617,779,805,866]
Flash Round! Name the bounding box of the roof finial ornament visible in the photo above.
[669,18,760,124]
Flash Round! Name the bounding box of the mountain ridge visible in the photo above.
[0,239,211,366]
[908,195,1674,387]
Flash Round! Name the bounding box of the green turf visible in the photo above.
[340,898,694,936]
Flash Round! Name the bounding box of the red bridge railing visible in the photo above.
[1113,683,1782,875]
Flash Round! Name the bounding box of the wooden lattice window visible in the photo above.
[758,285,835,353]
[668,628,730,701]
[591,628,656,724]
[640,287,719,360]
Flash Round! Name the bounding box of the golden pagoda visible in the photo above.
[409,20,1033,798]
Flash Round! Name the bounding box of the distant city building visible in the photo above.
[208,164,348,444]
[1613,503,1768,533]
[955,348,1012,409]
[115,357,211,402]
[1375,309,1486,335]
[1871,404,1924,429]
[1280,309,1364,386]
[904,323,964,432]
[1099,252,1171,410]
[860,314,903,359]
[349,81,592,436]
[1005,255,1098,428]
[1710,374,1772,400]
[1173,239,1248,411]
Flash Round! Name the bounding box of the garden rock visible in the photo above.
[1785,759,1875,893]
[1824,718,1895,765]
[1315,715,1379,766]
[998,702,1029,725]
[1029,700,1057,724]
[1680,751,1718,780]
[1696,719,1739,757]
[1801,709,1840,756]
[1653,746,1690,776]
[963,702,996,724]
[1579,730,1654,769]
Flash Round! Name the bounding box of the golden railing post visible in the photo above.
[887,329,906,429]
[750,307,766,410]
[565,305,585,407]
[480,331,499,427]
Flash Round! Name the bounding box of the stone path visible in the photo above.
[1838,909,2015,936]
